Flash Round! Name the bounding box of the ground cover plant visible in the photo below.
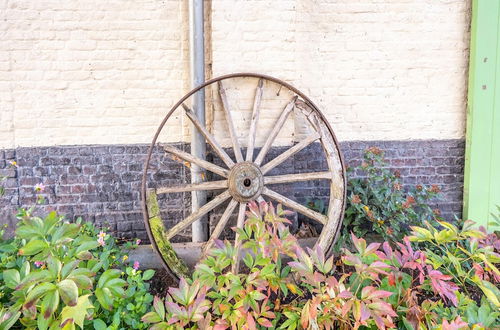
[142,201,500,329]
[0,200,154,329]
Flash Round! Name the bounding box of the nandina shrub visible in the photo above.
[341,147,442,245]
[142,201,500,329]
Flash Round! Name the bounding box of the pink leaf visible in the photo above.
[257,317,273,328]
[338,290,353,299]
[365,243,381,255]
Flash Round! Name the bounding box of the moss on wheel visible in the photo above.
[146,189,190,278]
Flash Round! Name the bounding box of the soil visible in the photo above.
[148,268,179,298]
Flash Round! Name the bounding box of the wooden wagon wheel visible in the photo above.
[141,73,346,280]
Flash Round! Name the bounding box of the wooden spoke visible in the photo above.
[257,195,265,204]
[202,198,238,256]
[231,202,247,273]
[166,190,231,240]
[260,132,321,174]
[157,180,227,194]
[246,79,264,162]
[264,171,332,185]
[262,187,328,225]
[161,144,229,178]
[182,104,235,169]
[218,82,244,163]
[254,96,298,166]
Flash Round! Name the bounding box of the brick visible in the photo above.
[0,139,465,239]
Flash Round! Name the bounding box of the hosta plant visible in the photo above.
[0,205,154,329]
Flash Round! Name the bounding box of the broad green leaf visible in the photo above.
[75,251,93,260]
[20,261,30,278]
[41,290,60,319]
[75,240,100,254]
[61,260,82,279]
[0,243,18,253]
[37,311,51,330]
[142,269,155,281]
[60,294,94,329]
[58,279,79,306]
[25,282,57,307]
[47,256,62,278]
[93,319,107,330]
[95,287,114,311]
[0,309,21,330]
[3,269,20,289]
[42,211,60,234]
[51,223,80,244]
[18,239,47,256]
[473,277,500,308]
[97,269,121,288]
[67,275,93,290]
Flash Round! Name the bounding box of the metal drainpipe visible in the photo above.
[189,0,207,242]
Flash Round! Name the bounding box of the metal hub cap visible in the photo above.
[228,162,263,202]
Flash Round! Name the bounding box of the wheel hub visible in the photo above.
[228,162,263,202]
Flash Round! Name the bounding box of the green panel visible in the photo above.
[464,1,500,229]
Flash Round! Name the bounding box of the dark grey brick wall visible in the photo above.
[0,139,464,241]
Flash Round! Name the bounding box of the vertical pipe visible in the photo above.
[189,0,207,242]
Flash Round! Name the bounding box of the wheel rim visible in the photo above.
[141,73,347,280]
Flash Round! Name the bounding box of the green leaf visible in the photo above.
[95,288,114,311]
[97,269,121,288]
[401,317,415,330]
[104,278,126,292]
[60,294,94,329]
[52,223,80,244]
[3,269,20,289]
[47,256,62,278]
[67,275,93,290]
[75,240,100,254]
[153,296,165,320]
[57,279,79,307]
[141,311,162,324]
[93,319,107,330]
[142,269,155,281]
[75,251,93,260]
[18,239,48,256]
[61,260,82,279]
[474,278,500,308]
[0,309,21,330]
[37,312,51,330]
[42,211,60,234]
[20,261,30,278]
[25,282,57,307]
[0,243,18,253]
[41,290,60,319]
[243,253,254,268]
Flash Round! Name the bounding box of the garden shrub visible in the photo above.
[142,201,500,329]
[0,204,154,329]
[307,147,442,247]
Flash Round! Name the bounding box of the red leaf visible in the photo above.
[388,273,396,286]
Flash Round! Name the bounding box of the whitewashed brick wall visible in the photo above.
[210,0,471,143]
[0,0,191,148]
[0,0,470,148]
